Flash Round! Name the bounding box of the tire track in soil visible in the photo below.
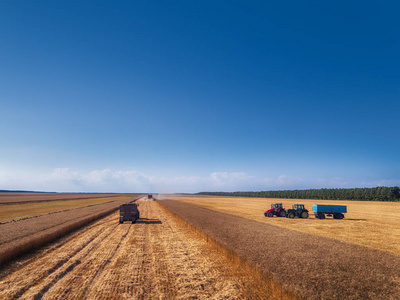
[0,213,120,299]
[37,222,133,300]
[83,201,162,299]
[0,214,117,281]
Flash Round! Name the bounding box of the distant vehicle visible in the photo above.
[313,204,347,219]
[264,203,286,217]
[286,204,309,218]
[119,203,140,224]
[148,194,153,199]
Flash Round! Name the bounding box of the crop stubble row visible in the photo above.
[0,193,123,205]
[159,199,400,300]
[0,196,141,266]
[0,201,263,299]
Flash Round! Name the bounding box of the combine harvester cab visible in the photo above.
[286,204,309,218]
[119,203,140,224]
[313,204,347,219]
[264,203,286,217]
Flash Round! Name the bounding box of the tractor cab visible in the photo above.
[293,204,305,210]
[264,203,286,217]
[272,203,283,210]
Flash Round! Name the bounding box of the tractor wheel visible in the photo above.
[278,210,286,217]
[267,212,274,218]
[288,213,295,218]
[301,211,309,219]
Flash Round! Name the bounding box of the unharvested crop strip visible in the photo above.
[157,202,290,300]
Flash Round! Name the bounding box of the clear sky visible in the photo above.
[1,1,399,193]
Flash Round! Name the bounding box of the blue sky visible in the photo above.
[0,1,399,193]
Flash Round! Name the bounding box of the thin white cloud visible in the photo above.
[0,168,398,193]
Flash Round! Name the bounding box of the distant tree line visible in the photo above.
[198,186,400,202]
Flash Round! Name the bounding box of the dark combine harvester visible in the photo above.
[119,203,140,224]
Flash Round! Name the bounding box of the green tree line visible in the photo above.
[198,186,400,202]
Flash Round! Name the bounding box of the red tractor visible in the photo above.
[264,203,286,217]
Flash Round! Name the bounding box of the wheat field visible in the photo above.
[0,200,273,299]
[172,195,400,255]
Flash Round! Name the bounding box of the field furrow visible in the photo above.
[0,214,119,299]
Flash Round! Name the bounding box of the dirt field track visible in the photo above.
[0,200,267,300]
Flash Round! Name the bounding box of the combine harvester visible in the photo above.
[119,203,140,224]
[313,204,347,219]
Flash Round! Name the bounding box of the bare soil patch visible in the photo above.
[160,199,400,300]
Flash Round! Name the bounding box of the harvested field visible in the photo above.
[160,199,400,300]
[0,195,140,266]
[172,195,400,255]
[0,196,134,223]
[0,192,122,205]
[0,201,271,299]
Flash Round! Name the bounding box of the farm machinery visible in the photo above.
[285,204,309,218]
[313,204,347,219]
[264,203,286,217]
[119,203,140,224]
[264,203,347,220]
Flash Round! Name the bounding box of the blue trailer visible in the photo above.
[313,204,347,219]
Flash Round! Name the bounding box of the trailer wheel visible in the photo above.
[334,213,344,219]
[288,213,295,218]
[318,213,325,219]
[301,211,309,219]
[266,212,274,218]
